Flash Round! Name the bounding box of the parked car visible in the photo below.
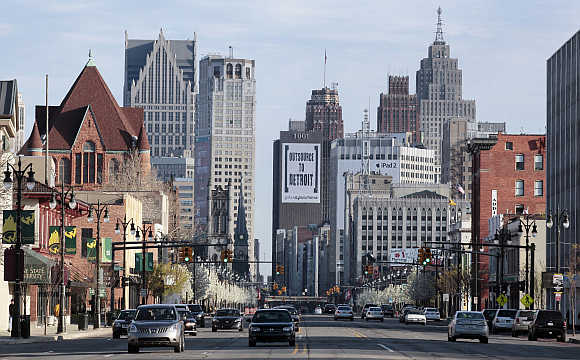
[186,304,205,328]
[528,310,566,342]
[249,309,296,347]
[381,304,395,318]
[112,309,136,339]
[324,304,337,314]
[399,307,416,323]
[177,309,197,336]
[361,304,378,319]
[424,307,441,321]
[212,308,243,332]
[448,311,489,343]
[334,305,354,321]
[491,309,517,334]
[482,309,498,330]
[365,307,384,322]
[512,310,536,337]
[128,304,185,353]
[314,306,323,315]
[405,309,427,326]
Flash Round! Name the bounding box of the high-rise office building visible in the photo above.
[124,30,196,162]
[377,76,420,143]
[195,53,256,275]
[416,8,476,169]
[305,86,343,141]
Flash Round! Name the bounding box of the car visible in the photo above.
[324,304,337,314]
[512,310,536,337]
[212,308,243,332]
[482,309,498,330]
[177,309,198,336]
[127,304,185,353]
[381,304,394,318]
[528,310,566,342]
[365,307,384,322]
[424,307,441,321]
[248,309,296,347]
[314,306,323,314]
[334,305,354,321]
[448,311,489,343]
[112,309,136,339]
[491,309,517,334]
[274,306,300,330]
[361,303,378,319]
[399,307,416,323]
[405,309,426,325]
[186,304,205,328]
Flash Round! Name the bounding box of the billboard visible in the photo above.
[281,143,320,203]
[389,248,418,265]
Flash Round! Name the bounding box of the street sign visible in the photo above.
[555,292,562,302]
[553,273,563,287]
[497,294,508,307]
[443,293,449,302]
[89,288,95,295]
[474,297,478,304]
[520,294,534,308]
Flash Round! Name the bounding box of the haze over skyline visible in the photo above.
[2,0,579,276]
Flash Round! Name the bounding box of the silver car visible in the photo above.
[448,311,489,343]
[512,310,535,337]
[128,304,185,353]
[365,307,384,322]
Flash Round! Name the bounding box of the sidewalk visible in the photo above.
[0,325,111,345]
[568,332,580,344]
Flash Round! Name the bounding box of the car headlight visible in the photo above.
[235,318,241,322]
[170,324,178,332]
[283,327,292,332]
[250,326,261,332]
[128,324,137,333]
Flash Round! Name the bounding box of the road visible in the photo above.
[1,315,578,359]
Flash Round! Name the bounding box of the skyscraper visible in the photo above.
[195,53,256,275]
[305,86,343,141]
[124,30,196,163]
[377,76,420,143]
[416,8,476,170]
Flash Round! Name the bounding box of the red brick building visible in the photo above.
[377,76,419,143]
[305,87,343,141]
[470,133,546,309]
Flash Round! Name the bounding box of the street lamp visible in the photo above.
[4,157,35,338]
[135,224,154,305]
[546,209,569,311]
[493,227,512,305]
[113,216,135,310]
[48,183,77,334]
[517,214,537,302]
[87,200,109,328]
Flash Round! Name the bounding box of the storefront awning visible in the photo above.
[23,248,55,285]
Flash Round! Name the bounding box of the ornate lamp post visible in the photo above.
[135,224,154,305]
[546,209,570,311]
[113,216,135,310]
[48,184,77,334]
[517,215,537,296]
[87,201,109,328]
[4,157,36,338]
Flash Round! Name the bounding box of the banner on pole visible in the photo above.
[2,210,35,244]
[48,226,77,255]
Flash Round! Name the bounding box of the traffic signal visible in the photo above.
[418,248,425,264]
[281,286,287,293]
[421,248,432,266]
[275,265,280,275]
[178,248,186,263]
[279,265,284,275]
[273,283,279,290]
[220,250,226,263]
[183,247,193,262]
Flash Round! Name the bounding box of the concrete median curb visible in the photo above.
[0,327,111,345]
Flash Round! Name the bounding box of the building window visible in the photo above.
[226,63,233,79]
[515,180,524,196]
[534,155,543,170]
[534,180,543,196]
[235,64,242,79]
[108,159,119,183]
[505,142,513,150]
[515,204,524,215]
[75,153,81,184]
[58,158,71,184]
[515,154,524,170]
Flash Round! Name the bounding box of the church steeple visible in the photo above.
[234,184,248,244]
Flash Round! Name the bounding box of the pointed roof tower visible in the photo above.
[434,6,445,44]
[234,183,248,245]
[21,121,43,155]
[136,123,150,151]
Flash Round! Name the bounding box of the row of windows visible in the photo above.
[515,180,543,197]
[57,142,120,185]
[514,153,543,171]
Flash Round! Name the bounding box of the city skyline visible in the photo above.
[2,0,580,277]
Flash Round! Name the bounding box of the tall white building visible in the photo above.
[195,53,256,274]
[17,92,25,151]
[124,30,196,161]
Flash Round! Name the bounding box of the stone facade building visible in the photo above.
[377,76,420,143]
[305,87,343,141]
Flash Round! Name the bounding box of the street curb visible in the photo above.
[569,338,580,344]
[0,328,111,345]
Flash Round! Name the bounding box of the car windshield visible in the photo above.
[135,307,177,321]
[117,310,136,320]
[369,307,382,312]
[425,308,437,312]
[457,312,484,320]
[188,305,202,313]
[178,310,193,318]
[338,306,351,311]
[381,305,393,309]
[483,310,497,319]
[276,307,297,315]
[409,310,423,315]
[518,311,534,318]
[537,311,562,322]
[497,310,517,318]
[252,311,291,323]
[216,309,240,317]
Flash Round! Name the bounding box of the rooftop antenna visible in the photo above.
[228,46,233,58]
[435,6,444,43]
[323,49,327,88]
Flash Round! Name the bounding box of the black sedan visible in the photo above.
[177,309,198,336]
[249,309,295,347]
[274,305,300,330]
[112,309,136,338]
[212,309,243,332]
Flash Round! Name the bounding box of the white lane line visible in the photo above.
[378,343,394,352]
[103,355,113,358]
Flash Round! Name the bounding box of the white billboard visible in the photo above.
[389,248,418,265]
[281,143,320,203]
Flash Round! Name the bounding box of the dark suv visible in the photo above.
[528,310,566,342]
[381,304,394,318]
[187,304,205,328]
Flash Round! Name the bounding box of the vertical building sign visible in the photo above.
[491,190,498,216]
[281,143,320,203]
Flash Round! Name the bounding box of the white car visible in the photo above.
[405,309,427,325]
[314,306,323,315]
[491,309,517,333]
[365,307,384,322]
[424,307,440,321]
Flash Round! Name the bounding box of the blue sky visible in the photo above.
[1,0,579,277]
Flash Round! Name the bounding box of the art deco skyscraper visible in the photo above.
[377,76,420,143]
[305,86,343,141]
[124,30,197,162]
[416,8,476,170]
[195,53,256,276]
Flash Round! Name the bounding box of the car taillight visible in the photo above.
[515,318,519,324]
[563,320,567,328]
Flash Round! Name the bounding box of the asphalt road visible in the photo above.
[1,315,578,359]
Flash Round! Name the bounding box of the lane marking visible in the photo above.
[292,342,299,355]
[302,343,308,355]
[378,344,395,352]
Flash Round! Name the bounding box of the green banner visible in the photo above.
[48,226,77,255]
[2,210,35,244]
[87,238,96,262]
[102,237,112,263]
[135,253,153,272]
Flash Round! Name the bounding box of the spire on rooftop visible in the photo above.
[86,49,96,67]
[435,6,445,43]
